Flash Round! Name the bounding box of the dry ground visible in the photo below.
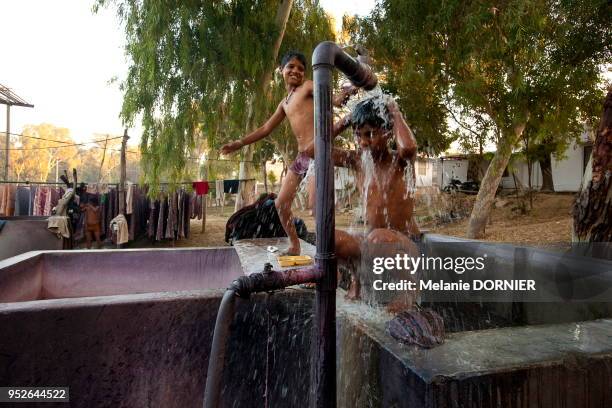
[426,192,576,247]
[133,192,576,249]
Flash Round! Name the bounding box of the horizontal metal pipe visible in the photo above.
[229,264,321,298]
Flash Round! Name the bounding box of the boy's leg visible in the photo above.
[275,170,302,255]
[85,229,92,249]
[335,229,363,299]
[307,174,316,216]
[367,228,419,313]
[94,226,102,249]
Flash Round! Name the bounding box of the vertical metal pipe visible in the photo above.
[5,105,10,181]
[312,61,337,408]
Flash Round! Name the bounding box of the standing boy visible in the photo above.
[82,196,102,249]
[221,51,354,255]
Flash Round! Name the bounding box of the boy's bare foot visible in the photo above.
[281,247,300,256]
[386,299,414,315]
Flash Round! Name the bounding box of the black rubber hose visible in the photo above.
[203,289,237,408]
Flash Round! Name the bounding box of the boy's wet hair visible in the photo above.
[280,50,307,69]
[351,97,394,131]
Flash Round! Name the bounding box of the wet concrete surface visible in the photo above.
[337,294,612,407]
[232,238,316,275]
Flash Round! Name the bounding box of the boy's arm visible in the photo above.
[333,114,351,137]
[220,102,286,155]
[303,114,352,158]
[389,101,417,161]
[305,80,356,107]
[332,148,359,169]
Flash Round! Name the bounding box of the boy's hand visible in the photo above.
[334,83,359,106]
[341,84,358,102]
[387,99,400,115]
[220,140,243,155]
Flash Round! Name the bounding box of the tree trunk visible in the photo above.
[573,88,612,244]
[235,0,293,211]
[467,124,526,238]
[527,159,533,209]
[262,161,268,193]
[539,152,555,192]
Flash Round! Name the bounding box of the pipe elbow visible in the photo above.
[312,41,378,91]
[312,41,341,67]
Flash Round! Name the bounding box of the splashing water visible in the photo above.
[403,162,417,197]
[346,85,396,128]
[360,149,375,226]
[298,160,315,195]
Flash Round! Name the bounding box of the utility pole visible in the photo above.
[98,134,109,183]
[55,159,59,183]
[118,129,128,215]
[1,85,34,181]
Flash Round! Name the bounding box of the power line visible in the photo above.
[4,131,124,145]
[2,139,125,151]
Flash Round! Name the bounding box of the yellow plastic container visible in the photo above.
[277,255,313,267]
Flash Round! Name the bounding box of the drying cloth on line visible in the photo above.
[215,180,224,201]
[224,179,240,194]
[47,215,71,238]
[14,186,31,216]
[193,181,209,195]
[0,184,16,216]
[54,189,75,217]
[110,214,130,244]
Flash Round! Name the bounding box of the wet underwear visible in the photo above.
[289,151,312,178]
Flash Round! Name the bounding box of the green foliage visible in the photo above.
[350,0,611,150]
[95,0,334,193]
[267,170,278,186]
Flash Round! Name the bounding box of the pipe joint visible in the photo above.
[312,41,378,90]
[228,265,321,298]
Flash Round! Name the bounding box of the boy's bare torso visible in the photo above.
[356,153,415,234]
[282,80,314,153]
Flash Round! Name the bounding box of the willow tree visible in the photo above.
[94,0,334,201]
[353,0,611,238]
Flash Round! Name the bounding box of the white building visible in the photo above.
[415,156,470,188]
[500,140,591,192]
[415,139,591,192]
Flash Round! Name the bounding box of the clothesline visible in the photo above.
[0,179,255,186]
[0,181,119,186]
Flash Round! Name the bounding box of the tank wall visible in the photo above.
[0,217,65,262]
[0,253,43,302]
[419,236,612,325]
[0,248,243,302]
[0,290,314,408]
